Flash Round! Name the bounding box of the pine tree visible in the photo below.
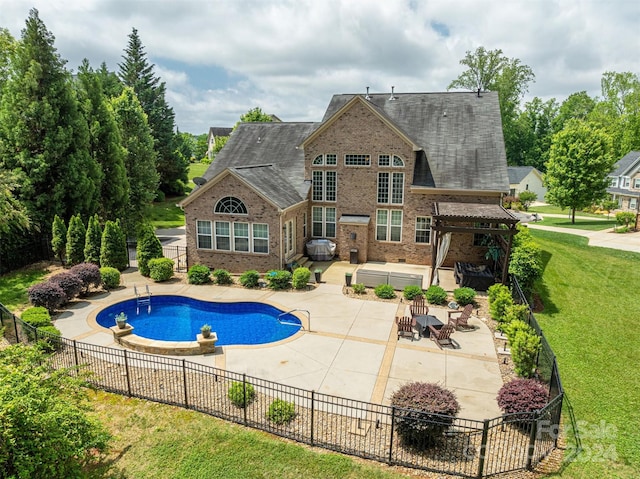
[66,214,86,266]
[118,28,187,195]
[111,87,158,234]
[0,9,101,230]
[136,223,163,277]
[100,220,128,271]
[51,214,67,264]
[76,60,130,222]
[84,214,102,264]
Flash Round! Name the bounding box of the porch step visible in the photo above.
[288,254,313,271]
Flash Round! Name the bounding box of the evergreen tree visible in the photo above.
[76,59,130,222]
[51,214,67,264]
[84,214,102,264]
[0,28,16,91]
[111,87,158,234]
[66,214,86,266]
[0,9,101,230]
[95,62,123,99]
[118,28,187,195]
[136,223,163,277]
[100,220,128,271]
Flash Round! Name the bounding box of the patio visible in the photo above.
[53,261,503,421]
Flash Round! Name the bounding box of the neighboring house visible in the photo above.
[607,151,640,216]
[507,166,546,201]
[181,90,516,274]
[206,127,233,162]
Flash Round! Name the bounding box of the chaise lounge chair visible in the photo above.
[396,316,416,341]
[428,323,456,349]
[447,304,475,331]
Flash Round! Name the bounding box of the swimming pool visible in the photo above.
[97,295,302,346]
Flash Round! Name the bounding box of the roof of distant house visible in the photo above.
[610,151,640,176]
[208,127,233,138]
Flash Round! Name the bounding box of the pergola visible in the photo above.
[429,202,520,286]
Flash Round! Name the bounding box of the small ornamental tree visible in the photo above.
[84,214,102,264]
[0,345,111,478]
[51,214,67,264]
[65,214,86,266]
[69,263,102,295]
[391,382,460,447]
[615,211,636,229]
[136,223,163,276]
[518,191,537,211]
[100,220,128,270]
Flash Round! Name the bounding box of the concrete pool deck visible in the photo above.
[54,262,503,421]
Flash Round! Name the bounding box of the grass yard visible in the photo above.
[528,205,611,218]
[0,265,49,312]
[532,216,616,231]
[531,229,640,478]
[85,391,413,479]
[149,162,209,229]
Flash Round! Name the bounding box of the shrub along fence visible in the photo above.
[126,241,188,273]
[1,291,563,479]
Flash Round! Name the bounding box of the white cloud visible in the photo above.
[2,0,638,133]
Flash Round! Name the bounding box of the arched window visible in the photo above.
[215,196,247,214]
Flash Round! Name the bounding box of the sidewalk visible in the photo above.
[526,223,640,253]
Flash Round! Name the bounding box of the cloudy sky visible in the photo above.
[2,0,639,134]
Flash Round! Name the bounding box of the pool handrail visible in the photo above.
[278,309,310,332]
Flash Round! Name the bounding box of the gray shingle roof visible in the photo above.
[508,166,535,184]
[203,122,318,208]
[323,92,508,192]
[610,151,640,176]
[208,127,233,137]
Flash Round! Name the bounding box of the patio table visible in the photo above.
[415,315,444,337]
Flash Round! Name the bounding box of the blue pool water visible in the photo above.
[97,295,302,346]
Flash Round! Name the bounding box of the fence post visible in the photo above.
[73,340,79,368]
[388,406,395,465]
[526,415,539,470]
[182,359,189,408]
[476,419,490,478]
[242,373,248,426]
[310,390,315,446]
[13,314,19,344]
[123,349,132,397]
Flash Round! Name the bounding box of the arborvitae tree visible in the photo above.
[100,220,128,271]
[118,28,187,195]
[95,62,123,99]
[0,9,101,231]
[66,214,86,266]
[84,214,102,264]
[111,87,158,234]
[136,223,163,277]
[51,214,67,264]
[76,59,130,222]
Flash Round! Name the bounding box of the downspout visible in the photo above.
[279,211,284,270]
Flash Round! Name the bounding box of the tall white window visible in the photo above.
[196,220,212,249]
[312,171,336,202]
[634,178,640,189]
[415,217,431,244]
[252,224,269,253]
[312,206,336,237]
[623,177,631,188]
[377,172,404,204]
[376,209,402,242]
[630,198,638,210]
[233,223,249,252]
[215,221,231,250]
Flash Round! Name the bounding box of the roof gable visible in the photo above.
[611,151,640,176]
[508,166,541,184]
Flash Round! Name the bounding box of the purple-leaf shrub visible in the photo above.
[27,282,66,312]
[69,263,102,294]
[49,272,83,301]
[497,378,549,421]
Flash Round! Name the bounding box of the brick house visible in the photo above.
[607,151,640,227]
[181,90,516,275]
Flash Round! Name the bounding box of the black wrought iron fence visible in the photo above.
[126,241,188,272]
[1,307,564,478]
[0,235,52,275]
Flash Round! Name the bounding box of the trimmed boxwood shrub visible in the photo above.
[69,263,102,295]
[148,257,174,282]
[453,287,476,306]
[100,267,121,290]
[187,264,211,284]
[403,285,424,301]
[425,285,447,305]
[228,381,256,408]
[374,284,396,299]
[266,399,296,425]
[21,307,52,328]
[487,283,510,304]
[292,267,311,290]
[489,289,514,323]
[511,330,542,378]
[497,378,549,421]
[49,272,84,301]
[265,270,292,290]
[240,270,260,288]
[391,382,460,447]
[28,282,66,312]
[502,303,530,326]
[352,283,366,294]
[213,268,233,285]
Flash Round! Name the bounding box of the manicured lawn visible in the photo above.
[85,391,411,479]
[0,265,49,312]
[532,216,616,231]
[531,229,640,478]
[528,204,611,219]
[149,162,209,229]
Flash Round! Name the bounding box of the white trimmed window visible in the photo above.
[378,154,405,167]
[610,177,618,187]
[376,209,402,242]
[215,196,247,214]
[252,224,269,253]
[623,177,631,188]
[312,154,337,166]
[392,155,404,167]
[196,220,213,249]
[634,178,640,189]
[233,222,249,252]
[312,170,336,202]
[215,221,231,250]
[415,217,431,244]
[377,172,404,204]
[312,155,324,165]
[345,154,370,166]
[630,198,638,210]
[312,206,336,238]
